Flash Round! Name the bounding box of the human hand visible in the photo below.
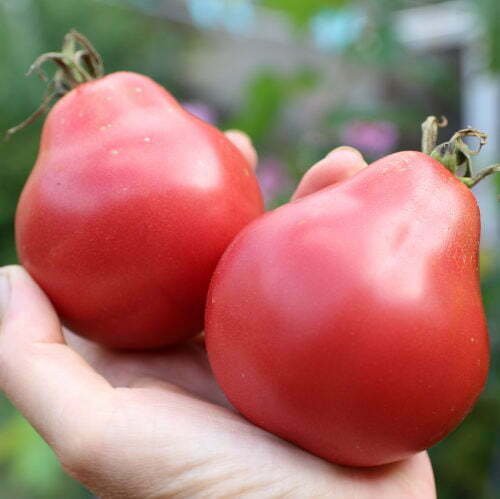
[0,134,435,498]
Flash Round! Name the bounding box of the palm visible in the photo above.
[65,330,226,405]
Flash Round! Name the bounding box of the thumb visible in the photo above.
[0,265,111,451]
[0,265,62,344]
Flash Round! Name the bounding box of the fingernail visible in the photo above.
[0,270,11,323]
[331,146,364,156]
[225,129,252,143]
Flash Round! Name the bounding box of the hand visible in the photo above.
[0,135,435,498]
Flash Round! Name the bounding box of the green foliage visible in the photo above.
[476,0,500,73]
[260,0,347,27]
[0,396,91,498]
[226,68,318,144]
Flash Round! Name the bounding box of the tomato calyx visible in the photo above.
[29,30,104,91]
[421,115,500,188]
[4,30,103,141]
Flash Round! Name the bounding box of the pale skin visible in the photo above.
[0,133,436,498]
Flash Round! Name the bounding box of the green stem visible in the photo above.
[460,164,500,188]
[421,115,448,154]
[3,91,58,142]
[3,30,103,140]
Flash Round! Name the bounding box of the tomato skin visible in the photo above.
[16,71,263,349]
[206,151,489,466]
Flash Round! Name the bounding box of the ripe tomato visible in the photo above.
[16,69,263,349]
[206,151,489,466]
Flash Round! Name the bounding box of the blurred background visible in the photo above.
[0,0,499,497]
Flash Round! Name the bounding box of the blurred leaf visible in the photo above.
[476,0,500,72]
[430,396,499,499]
[226,68,318,144]
[260,0,347,27]
[0,412,91,498]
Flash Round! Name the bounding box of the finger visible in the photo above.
[225,129,258,170]
[292,146,367,201]
[0,266,112,449]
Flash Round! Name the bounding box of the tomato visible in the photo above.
[206,150,489,466]
[15,39,263,349]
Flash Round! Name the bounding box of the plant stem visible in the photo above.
[421,115,447,154]
[460,164,500,188]
[3,30,103,139]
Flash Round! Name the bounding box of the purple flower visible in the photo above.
[257,157,293,204]
[340,121,399,157]
[181,101,218,125]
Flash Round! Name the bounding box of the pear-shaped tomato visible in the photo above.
[206,151,489,466]
[16,71,263,349]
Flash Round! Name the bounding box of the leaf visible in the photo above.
[226,68,318,144]
[260,0,347,28]
[475,0,500,72]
